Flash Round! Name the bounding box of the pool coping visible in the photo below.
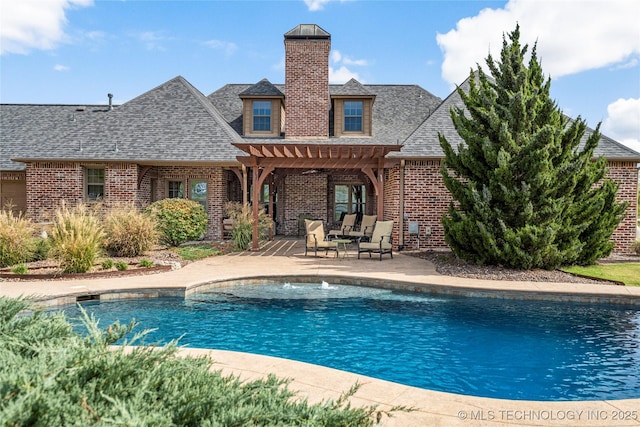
[2,250,640,426]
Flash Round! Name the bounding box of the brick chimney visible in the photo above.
[284,24,331,139]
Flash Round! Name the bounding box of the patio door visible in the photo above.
[334,184,366,221]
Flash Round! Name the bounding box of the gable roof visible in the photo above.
[0,104,110,171]
[398,77,640,160]
[331,78,375,97]
[12,76,244,165]
[239,79,284,97]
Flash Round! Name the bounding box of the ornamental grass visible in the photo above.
[0,208,37,268]
[49,203,104,274]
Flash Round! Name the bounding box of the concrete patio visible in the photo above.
[1,238,639,426]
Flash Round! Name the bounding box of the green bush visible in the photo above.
[103,204,159,257]
[101,259,114,270]
[632,240,640,255]
[10,264,28,274]
[146,199,207,246]
[224,202,272,251]
[0,297,390,426]
[138,258,154,268]
[49,203,104,274]
[32,237,51,262]
[114,261,129,271]
[0,209,37,267]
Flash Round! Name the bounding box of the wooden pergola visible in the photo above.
[232,142,402,250]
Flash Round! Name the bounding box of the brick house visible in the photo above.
[1,24,639,253]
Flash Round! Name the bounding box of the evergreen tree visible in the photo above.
[439,25,627,270]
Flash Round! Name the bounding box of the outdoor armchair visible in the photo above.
[305,219,338,256]
[328,213,357,239]
[348,214,377,241]
[357,220,394,260]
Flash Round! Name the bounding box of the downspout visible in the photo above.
[398,159,405,250]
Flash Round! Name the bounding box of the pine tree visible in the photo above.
[439,25,627,270]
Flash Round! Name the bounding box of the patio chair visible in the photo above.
[305,219,338,256]
[348,214,377,241]
[357,220,394,260]
[328,213,356,239]
[221,218,234,240]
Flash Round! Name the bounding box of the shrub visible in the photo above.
[103,204,159,257]
[0,297,390,426]
[224,202,272,251]
[114,261,129,271]
[32,237,51,262]
[146,199,207,246]
[11,264,28,274]
[632,240,640,255]
[0,209,37,267]
[138,258,154,268]
[101,259,114,270]
[49,203,104,274]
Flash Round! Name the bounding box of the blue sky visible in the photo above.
[1,0,639,152]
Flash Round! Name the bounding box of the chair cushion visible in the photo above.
[359,241,392,251]
[370,220,394,244]
[329,214,356,235]
[305,219,326,246]
[317,240,338,249]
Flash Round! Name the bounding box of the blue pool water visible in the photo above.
[61,282,640,401]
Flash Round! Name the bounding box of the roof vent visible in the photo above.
[76,106,86,112]
[108,93,113,110]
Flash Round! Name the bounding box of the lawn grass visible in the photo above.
[174,243,222,260]
[561,263,640,286]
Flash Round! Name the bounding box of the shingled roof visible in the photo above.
[3,75,638,169]
[208,82,441,146]
[398,77,640,160]
[0,104,110,171]
[12,76,244,165]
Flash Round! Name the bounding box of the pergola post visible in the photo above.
[377,156,384,220]
[250,165,275,251]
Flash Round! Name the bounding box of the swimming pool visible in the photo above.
[61,282,640,401]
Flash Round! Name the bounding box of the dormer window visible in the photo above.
[343,101,363,132]
[330,79,375,137]
[239,79,284,138]
[253,100,272,132]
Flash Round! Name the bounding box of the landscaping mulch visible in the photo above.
[402,250,637,286]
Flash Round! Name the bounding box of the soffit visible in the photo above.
[232,142,401,168]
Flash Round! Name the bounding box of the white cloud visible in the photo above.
[136,31,169,51]
[54,64,70,71]
[343,56,368,67]
[304,0,331,11]
[603,98,640,153]
[329,65,360,84]
[329,49,366,83]
[0,0,93,55]
[304,0,351,11]
[437,0,640,86]
[203,39,238,56]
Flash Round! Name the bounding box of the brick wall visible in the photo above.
[284,37,331,138]
[399,160,452,251]
[280,173,328,235]
[607,161,639,253]
[26,162,86,222]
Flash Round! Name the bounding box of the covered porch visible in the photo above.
[232,142,401,250]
